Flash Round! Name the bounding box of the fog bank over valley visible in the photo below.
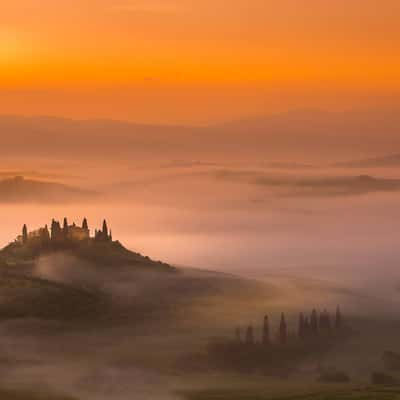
[2,155,400,297]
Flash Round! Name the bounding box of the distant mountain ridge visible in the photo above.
[2,108,400,161]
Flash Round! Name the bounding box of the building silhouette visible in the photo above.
[17,218,112,245]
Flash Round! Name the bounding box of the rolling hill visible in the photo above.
[0,176,95,203]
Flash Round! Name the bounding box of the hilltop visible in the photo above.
[0,218,172,272]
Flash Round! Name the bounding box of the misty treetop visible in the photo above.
[207,306,349,374]
[235,307,344,346]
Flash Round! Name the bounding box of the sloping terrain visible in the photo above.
[0,237,172,272]
[0,176,94,203]
[0,270,109,322]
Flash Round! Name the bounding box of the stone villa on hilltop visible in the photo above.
[17,218,112,245]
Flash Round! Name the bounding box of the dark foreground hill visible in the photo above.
[0,237,172,272]
[0,216,172,272]
[0,239,268,325]
[0,221,174,322]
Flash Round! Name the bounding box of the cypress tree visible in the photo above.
[82,218,88,230]
[42,225,50,242]
[102,220,108,239]
[22,224,28,244]
[310,309,318,336]
[245,325,254,345]
[50,219,56,241]
[262,315,270,345]
[63,218,69,237]
[279,313,287,345]
[304,316,310,336]
[56,221,61,238]
[335,306,342,329]
[298,312,305,339]
[319,311,324,331]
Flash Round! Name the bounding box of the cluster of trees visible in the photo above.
[236,306,343,346]
[208,307,346,373]
[298,307,342,339]
[21,218,112,245]
[50,218,84,242]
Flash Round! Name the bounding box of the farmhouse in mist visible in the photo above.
[17,218,112,246]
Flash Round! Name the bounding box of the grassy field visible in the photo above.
[0,257,399,400]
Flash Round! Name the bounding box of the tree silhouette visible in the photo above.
[279,313,287,345]
[310,309,318,336]
[50,219,56,240]
[22,224,28,244]
[262,315,270,345]
[245,325,254,345]
[335,306,342,329]
[51,220,62,241]
[304,316,310,337]
[82,218,89,230]
[298,312,305,339]
[102,220,108,239]
[319,310,325,331]
[63,218,69,237]
[42,225,50,242]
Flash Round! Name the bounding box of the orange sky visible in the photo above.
[1,0,400,123]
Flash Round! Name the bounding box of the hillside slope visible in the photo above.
[0,176,94,203]
[0,235,172,272]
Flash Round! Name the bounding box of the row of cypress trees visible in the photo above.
[298,307,342,339]
[20,218,111,244]
[237,306,343,345]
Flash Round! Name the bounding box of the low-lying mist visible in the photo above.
[2,159,400,294]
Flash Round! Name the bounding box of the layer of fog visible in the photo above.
[1,158,400,309]
[2,113,400,397]
[2,160,400,271]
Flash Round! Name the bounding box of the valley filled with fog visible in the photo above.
[1,115,400,399]
[2,151,400,302]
